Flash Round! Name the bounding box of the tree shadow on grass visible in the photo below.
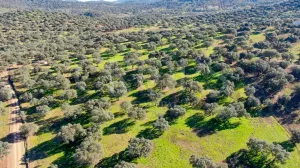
[184,65,197,75]
[69,94,91,106]
[114,111,126,118]
[185,113,205,128]
[160,47,172,54]
[97,150,134,168]
[52,145,78,168]
[226,148,279,168]
[98,153,122,168]
[163,111,182,125]
[130,89,151,105]
[159,90,184,107]
[28,138,62,162]
[193,74,222,90]
[35,116,67,135]
[36,114,89,136]
[185,113,240,137]
[103,118,135,135]
[141,120,156,127]
[27,138,79,168]
[136,128,163,140]
[277,140,297,152]
[26,113,42,123]
[23,105,36,115]
[123,70,139,91]
[226,149,251,168]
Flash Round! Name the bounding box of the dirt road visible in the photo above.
[0,70,26,168]
[7,93,26,168]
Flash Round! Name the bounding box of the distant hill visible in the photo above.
[70,0,160,3]
[0,0,285,15]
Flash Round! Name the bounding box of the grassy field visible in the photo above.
[249,33,265,43]
[137,116,300,168]
[18,26,300,168]
[25,85,300,168]
[291,42,300,57]
[110,26,171,34]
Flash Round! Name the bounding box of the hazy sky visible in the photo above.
[78,0,117,2]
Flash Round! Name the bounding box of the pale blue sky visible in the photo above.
[77,0,117,1]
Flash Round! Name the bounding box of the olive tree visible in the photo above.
[120,101,133,113]
[184,80,203,93]
[246,138,290,166]
[57,123,86,144]
[189,155,217,168]
[0,87,13,101]
[20,123,39,139]
[60,89,78,100]
[153,117,169,132]
[220,80,235,97]
[108,81,128,99]
[128,107,147,120]
[197,63,210,75]
[35,105,51,117]
[91,108,114,123]
[74,137,104,166]
[126,138,153,158]
[291,128,300,144]
[114,161,136,168]
[167,105,186,119]
[203,103,218,116]
[61,103,82,119]
[157,74,176,90]
[245,95,261,109]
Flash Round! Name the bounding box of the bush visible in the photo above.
[0,141,10,158]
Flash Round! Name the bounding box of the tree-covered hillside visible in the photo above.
[0,0,300,168]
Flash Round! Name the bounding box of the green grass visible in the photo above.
[0,102,9,139]
[98,54,124,69]
[249,33,265,43]
[99,102,300,168]
[201,46,215,56]
[136,115,300,168]
[28,132,64,168]
[28,97,300,168]
[291,42,300,57]
[27,107,65,168]
[198,40,221,56]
